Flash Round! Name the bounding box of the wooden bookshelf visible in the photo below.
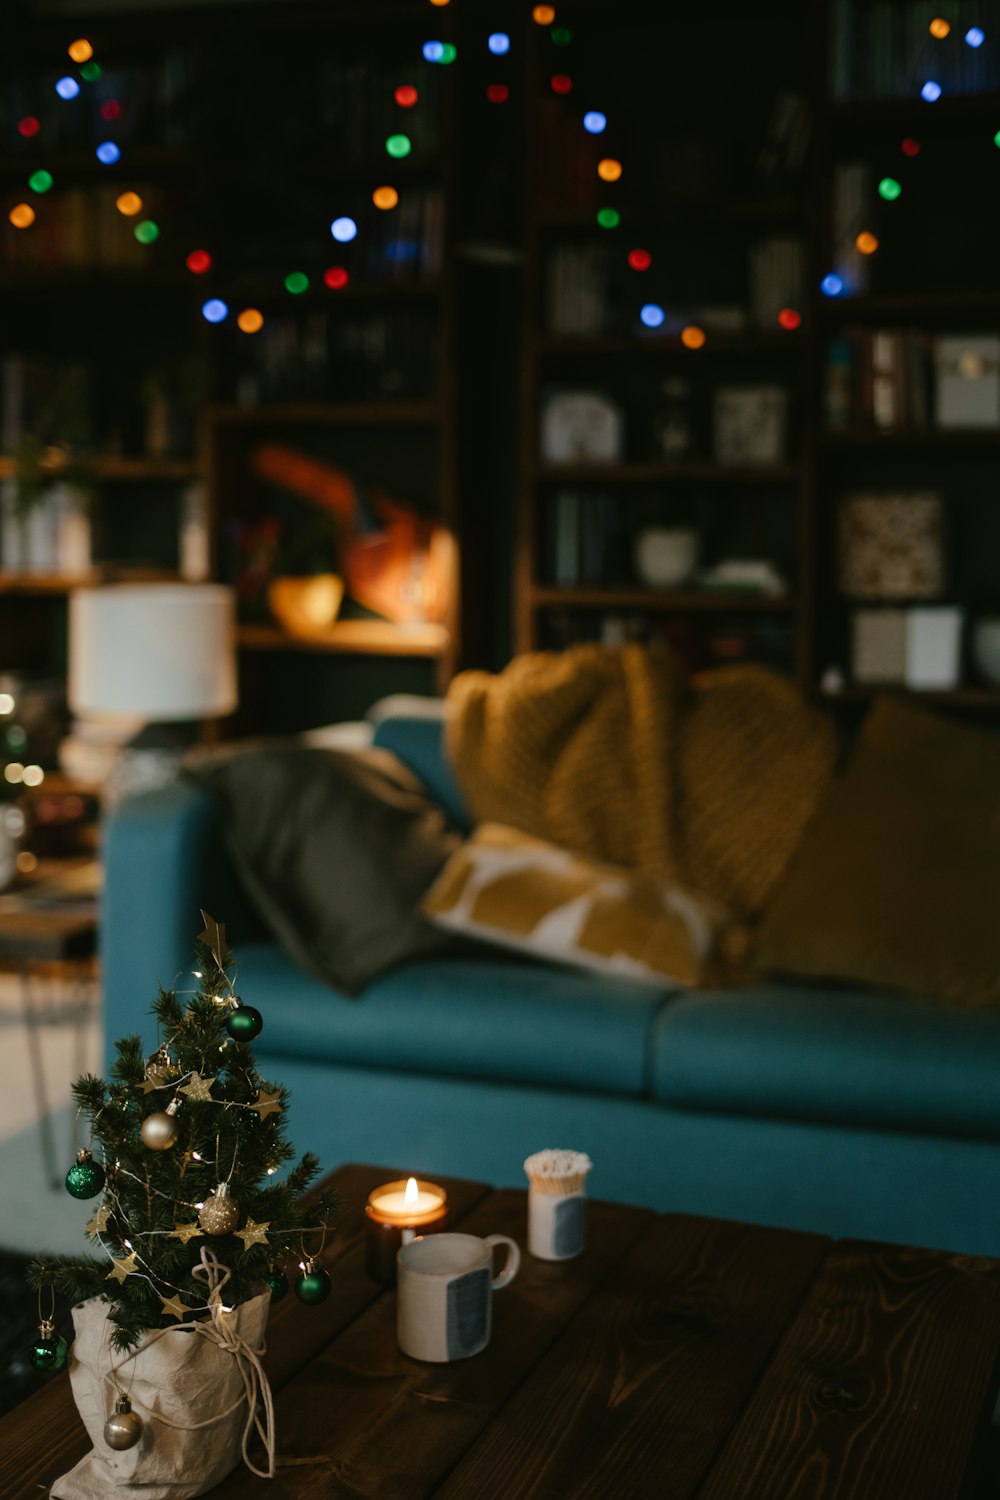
[531,586,795,613]
[236,621,450,657]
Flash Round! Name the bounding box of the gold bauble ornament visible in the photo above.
[140,1098,181,1151]
[104,1395,143,1450]
[198,1182,240,1236]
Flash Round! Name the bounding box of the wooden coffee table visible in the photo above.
[2,1162,1000,1499]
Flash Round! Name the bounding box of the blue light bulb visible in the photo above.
[95,141,120,165]
[820,273,844,298]
[583,110,607,134]
[921,80,942,101]
[422,40,445,63]
[488,32,510,55]
[966,26,985,46]
[640,303,666,329]
[55,77,80,100]
[330,216,358,243]
[201,298,228,324]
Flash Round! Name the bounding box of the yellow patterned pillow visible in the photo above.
[420,823,723,988]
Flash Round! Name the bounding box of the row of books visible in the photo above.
[824,330,1000,429]
[540,607,795,671]
[748,237,805,329]
[1,184,173,268]
[242,308,438,403]
[829,0,1000,100]
[0,53,199,151]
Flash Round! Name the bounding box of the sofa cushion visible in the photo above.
[421,822,721,987]
[372,710,471,831]
[238,943,677,1096]
[650,984,1000,1139]
[754,696,1000,1007]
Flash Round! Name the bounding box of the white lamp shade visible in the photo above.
[69,584,238,721]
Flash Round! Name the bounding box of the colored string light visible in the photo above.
[68,38,93,62]
[820,273,844,297]
[681,326,706,349]
[488,33,510,55]
[96,142,120,165]
[99,100,121,121]
[583,111,607,134]
[237,309,264,334]
[185,248,211,272]
[627,248,651,271]
[778,308,801,330]
[640,303,665,328]
[17,117,40,138]
[324,267,349,290]
[901,137,920,156]
[116,192,143,216]
[929,17,950,37]
[596,207,620,228]
[597,158,622,182]
[28,170,53,194]
[550,74,572,93]
[855,231,879,255]
[921,80,942,102]
[440,43,458,63]
[330,216,358,242]
[134,220,159,244]
[533,5,556,23]
[966,26,985,46]
[994,130,1000,148]
[429,0,450,6]
[486,83,510,104]
[551,27,572,45]
[79,62,102,83]
[55,77,80,101]
[422,41,445,62]
[386,134,411,158]
[373,185,399,209]
[285,271,309,294]
[9,204,35,229]
[202,298,228,323]
[395,85,418,108]
[878,176,902,200]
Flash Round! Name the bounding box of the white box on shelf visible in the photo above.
[713,387,788,465]
[935,335,1000,428]
[904,607,964,689]
[851,608,907,684]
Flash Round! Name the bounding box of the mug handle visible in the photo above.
[484,1234,521,1290]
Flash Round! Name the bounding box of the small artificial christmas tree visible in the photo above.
[29,914,337,1355]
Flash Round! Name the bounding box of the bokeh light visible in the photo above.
[324,266,349,290]
[133,219,159,244]
[921,80,942,102]
[681,326,706,349]
[901,137,921,156]
[68,38,93,62]
[583,111,607,134]
[185,248,211,272]
[373,185,399,209]
[550,74,572,93]
[486,83,510,104]
[596,207,620,228]
[551,27,572,45]
[929,17,950,37]
[386,133,411,158]
[9,204,35,229]
[117,192,143,216]
[856,231,879,254]
[99,100,121,121]
[878,176,902,200]
[778,308,801,330]
[821,273,844,297]
[533,5,556,23]
[966,26,985,46]
[28,170,53,194]
[55,77,80,100]
[285,272,310,294]
[202,298,228,323]
[395,85,418,108]
[440,43,458,63]
[237,309,264,334]
[17,117,40,138]
[627,248,651,271]
[331,216,358,242]
[95,141,120,165]
[640,303,665,328]
[79,62,102,82]
[488,33,510,54]
[422,41,445,62]
[597,158,622,182]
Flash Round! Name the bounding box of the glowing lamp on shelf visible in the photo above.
[929,16,951,37]
[55,77,80,101]
[778,307,801,330]
[533,5,556,23]
[597,158,622,182]
[68,38,93,62]
[237,309,264,334]
[820,272,845,297]
[324,266,349,290]
[486,84,510,104]
[681,325,706,350]
[901,137,921,156]
[878,176,902,200]
[394,85,418,108]
[365,1177,448,1284]
[95,141,120,165]
[28,171,53,194]
[373,185,399,210]
[628,248,651,271]
[550,73,572,93]
[134,220,159,244]
[422,40,445,62]
[920,80,942,102]
[966,26,986,46]
[201,298,229,324]
[17,117,40,138]
[855,231,879,255]
[100,100,121,121]
[596,207,620,229]
[488,32,510,54]
[330,215,358,242]
[285,271,309,294]
[9,204,35,229]
[386,133,411,158]
[583,110,607,134]
[185,247,211,271]
[640,303,665,329]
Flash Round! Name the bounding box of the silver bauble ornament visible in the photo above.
[140,1097,181,1151]
[198,1181,240,1236]
[104,1395,143,1451]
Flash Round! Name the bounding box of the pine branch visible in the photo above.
[110,1035,145,1084]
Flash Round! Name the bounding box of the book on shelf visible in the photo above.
[830,163,870,297]
[545,245,615,337]
[823,328,938,430]
[748,236,804,328]
[546,489,630,587]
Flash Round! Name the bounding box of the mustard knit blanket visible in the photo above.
[445,644,837,923]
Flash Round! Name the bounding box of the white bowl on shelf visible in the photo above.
[634,527,699,588]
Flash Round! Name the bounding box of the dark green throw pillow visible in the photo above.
[185,745,460,995]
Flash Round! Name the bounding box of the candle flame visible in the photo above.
[404,1176,419,1208]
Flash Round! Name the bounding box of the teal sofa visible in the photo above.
[102,708,1000,1256]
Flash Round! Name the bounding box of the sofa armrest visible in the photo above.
[101,780,260,1067]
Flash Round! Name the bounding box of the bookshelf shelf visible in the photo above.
[818,429,1000,449]
[820,292,1000,321]
[236,621,450,658]
[0,456,199,481]
[533,461,801,484]
[530,586,795,614]
[537,333,806,358]
[209,401,443,428]
[0,569,182,595]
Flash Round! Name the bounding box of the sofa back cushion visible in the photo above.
[372,709,471,831]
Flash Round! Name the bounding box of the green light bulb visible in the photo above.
[134,219,159,244]
[386,134,412,158]
[29,170,53,194]
[878,177,902,201]
[285,271,309,294]
[551,26,572,44]
[596,207,620,229]
[80,61,102,82]
[994,130,1000,148]
[440,42,458,64]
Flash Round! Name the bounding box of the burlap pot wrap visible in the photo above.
[51,1271,273,1499]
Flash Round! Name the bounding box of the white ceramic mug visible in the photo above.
[397,1231,520,1362]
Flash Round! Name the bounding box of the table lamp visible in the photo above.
[68,583,237,803]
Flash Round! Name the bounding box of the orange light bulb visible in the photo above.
[9,203,35,229]
[929,17,950,38]
[681,326,706,350]
[533,5,556,23]
[855,231,879,255]
[115,191,143,216]
[68,38,93,63]
[372,185,399,210]
[237,309,264,334]
[597,158,622,183]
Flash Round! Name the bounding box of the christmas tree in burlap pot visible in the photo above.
[28,914,337,1500]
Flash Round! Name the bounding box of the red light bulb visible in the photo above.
[550,74,572,94]
[17,116,40,138]
[185,249,212,274]
[627,248,652,271]
[394,85,418,108]
[901,137,921,156]
[324,266,349,290]
[99,100,121,122]
[778,307,802,331]
[486,83,510,104]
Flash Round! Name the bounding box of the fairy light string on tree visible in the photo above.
[29,912,337,1358]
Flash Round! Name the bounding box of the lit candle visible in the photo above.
[365,1176,448,1284]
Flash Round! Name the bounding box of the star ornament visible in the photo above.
[86,1204,111,1239]
[251,1090,282,1120]
[170,1222,204,1245]
[198,911,228,967]
[179,1071,216,1103]
[160,1293,190,1321]
[235,1218,270,1251]
[106,1251,140,1284]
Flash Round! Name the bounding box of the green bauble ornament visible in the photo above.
[65,1149,106,1200]
[31,1332,68,1371]
[294,1262,331,1305]
[225,1004,263,1042]
[265,1267,289,1303]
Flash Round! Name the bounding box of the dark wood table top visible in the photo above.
[3,1162,1000,1499]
